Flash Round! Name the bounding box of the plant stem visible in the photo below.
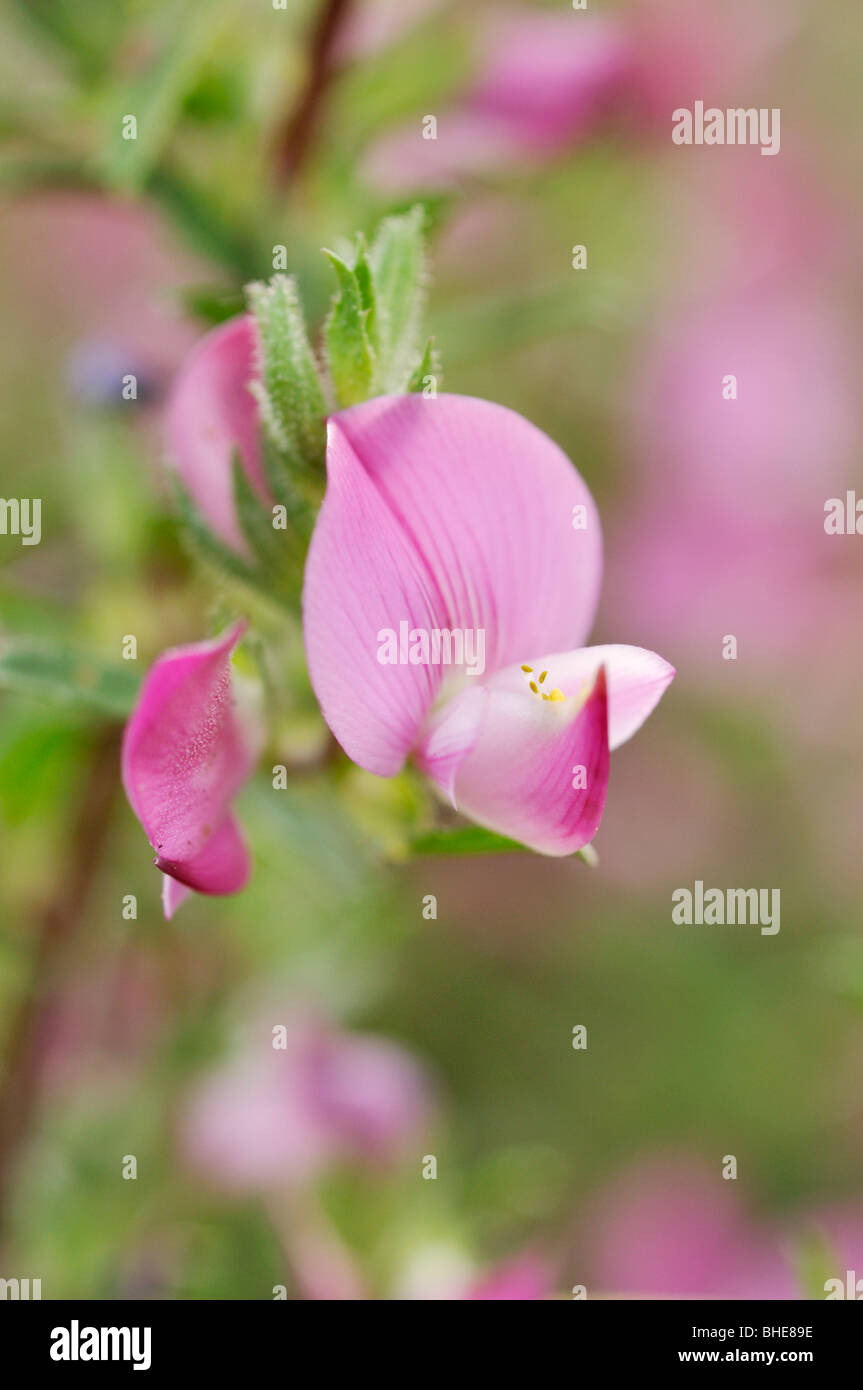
[275,0,354,185]
[0,725,121,1258]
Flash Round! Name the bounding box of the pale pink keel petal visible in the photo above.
[303,418,447,776]
[482,646,675,751]
[122,622,255,903]
[450,667,610,856]
[165,315,265,552]
[161,873,191,921]
[328,394,602,674]
[415,685,488,805]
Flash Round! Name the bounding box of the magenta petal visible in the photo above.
[157,811,251,896]
[122,621,255,895]
[451,666,610,856]
[303,395,602,774]
[165,315,266,552]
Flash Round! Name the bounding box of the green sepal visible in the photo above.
[246,275,326,468]
[322,247,377,407]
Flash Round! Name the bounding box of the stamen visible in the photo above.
[539,671,548,684]
[529,680,539,694]
[521,664,533,673]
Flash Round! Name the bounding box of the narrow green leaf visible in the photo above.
[99,0,229,193]
[323,249,377,407]
[246,276,326,467]
[232,457,303,604]
[0,637,139,718]
[407,337,441,394]
[369,205,427,391]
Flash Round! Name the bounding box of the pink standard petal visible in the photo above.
[122,622,255,893]
[449,666,610,856]
[303,395,602,775]
[165,315,266,552]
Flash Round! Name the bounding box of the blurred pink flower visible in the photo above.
[121,621,258,918]
[464,1252,550,1301]
[182,1015,433,1191]
[363,10,631,191]
[165,315,267,552]
[362,1,796,192]
[584,1158,863,1300]
[303,393,674,856]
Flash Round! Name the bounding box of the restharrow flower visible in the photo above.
[302,393,674,856]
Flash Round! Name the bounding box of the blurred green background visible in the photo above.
[1,0,862,1299]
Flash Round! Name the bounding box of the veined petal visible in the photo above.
[482,644,675,750]
[450,666,610,856]
[331,395,602,666]
[303,395,602,775]
[303,418,449,776]
[122,622,255,887]
[165,315,265,552]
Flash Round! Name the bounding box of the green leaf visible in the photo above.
[246,276,326,467]
[0,637,139,718]
[406,823,597,865]
[322,248,377,407]
[99,0,231,193]
[369,205,427,391]
[232,457,303,604]
[407,337,441,394]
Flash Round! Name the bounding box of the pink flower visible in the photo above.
[584,1158,863,1300]
[181,1015,432,1191]
[164,315,267,553]
[303,393,674,856]
[121,621,258,918]
[464,1252,550,1301]
[363,10,631,191]
[362,1,796,192]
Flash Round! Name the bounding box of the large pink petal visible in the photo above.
[122,622,255,893]
[447,666,610,856]
[165,315,265,552]
[303,395,602,775]
[303,419,447,775]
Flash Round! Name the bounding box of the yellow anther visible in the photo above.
[539,670,548,684]
[548,688,565,702]
[529,680,539,694]
[521,664,533,673]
